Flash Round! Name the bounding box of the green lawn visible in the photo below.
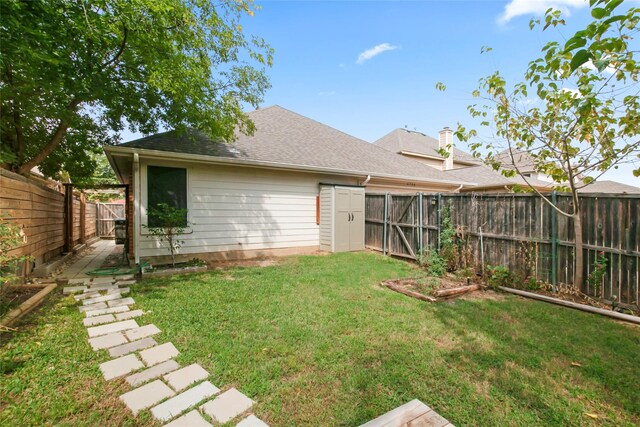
[1,252,639,426]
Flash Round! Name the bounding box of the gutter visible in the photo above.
[104,145,472,187]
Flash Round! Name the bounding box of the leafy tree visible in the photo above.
[143,203,191,267]
[457,0,639,290]
[0,0,272,181]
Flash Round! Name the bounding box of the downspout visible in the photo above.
[133,153,141,265]
[455,184,464,193]
[361,175,371,186]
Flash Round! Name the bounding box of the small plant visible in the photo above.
[0,214,29,287]
[439,206,458,272]
[143,203,192,268]
[587,251,607,297]
[426,250,446,277]
[486,265,515,290]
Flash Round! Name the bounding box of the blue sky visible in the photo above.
[238,0,640,183]
[123,0,639,183]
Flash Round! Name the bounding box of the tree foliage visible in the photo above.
[457,0,639,289]
[0,0,272,181]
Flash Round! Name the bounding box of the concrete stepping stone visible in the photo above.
[88,332,128,351]
[127,359,180,387]
[74,292,100,301]
[115,280,136,286]
[63,285,87,294]
[115,309,143,321]
[115,274,135,281]
[87,319,138,338]
[200,388,254,424]
[150,381,219,422]
[83,314,116,327]
[91,277,115,284]
[108,297,135,307]
[120,379,175,415]
[100,354,144,380]
[163,364,209,392]
[85,305,130,317]
[164,410,212,427]
[87,284,119,291]
[109,287,129,295]
[125,324,160,341]
[109,337,157,358]
[83,292,123,306]
[237,415,270,427]
[67,278,89,285]
[79,302,107,312]
[140,342,179,366]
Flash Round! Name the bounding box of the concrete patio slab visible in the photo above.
[139,342,179,366]
[359,399,453,427]
[83,292,123,306]
[200,388,254,424]
[108,337,157,358]
[163,364,209,392]
[120,379,175,415]
[100,354,144,380]
[163,410,213,427]
[150,381,219,422]
[126,359,181,387]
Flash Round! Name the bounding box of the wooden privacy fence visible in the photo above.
[1,169,99,276]
[365,192,639,308]
[97,203,125,237]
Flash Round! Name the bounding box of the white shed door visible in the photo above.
[334,187,365,252]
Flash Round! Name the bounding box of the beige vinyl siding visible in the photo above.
[401,154,444,170]
[138,159,354,258]
[319,185,333,251]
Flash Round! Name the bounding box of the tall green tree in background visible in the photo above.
[457,0,639,290]
[0,0,272,182]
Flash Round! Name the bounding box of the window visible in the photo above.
[147,166,187,227]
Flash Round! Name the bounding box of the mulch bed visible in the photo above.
[0,286,41,318]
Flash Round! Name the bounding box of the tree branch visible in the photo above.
[102,25,128,69]
[17,99,83,175]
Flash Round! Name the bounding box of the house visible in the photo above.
[373,127,482,170]
[104,106,470,265]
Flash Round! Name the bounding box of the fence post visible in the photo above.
[63,184,73,253]
[436,193,442,251]
[383,193,389,256]
[418,192,423,254]
[79,192,86,244]
[551,191,558,292]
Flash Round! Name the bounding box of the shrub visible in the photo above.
[486,265,516,290]
[587,251,607,297]
[143,203,192,268]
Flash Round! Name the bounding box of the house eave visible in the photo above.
[104,145,473,187]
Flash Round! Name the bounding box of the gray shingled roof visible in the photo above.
[117,106,467,184]
[578,180,640,194]
[373,128,480,164]
[444,165,553,190]
[494,149,536,172]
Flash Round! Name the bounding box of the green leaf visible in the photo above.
[570,49,592,72]
[591,7,608,19]
[564,36,586,52]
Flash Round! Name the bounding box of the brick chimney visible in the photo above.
[438,127,454,170]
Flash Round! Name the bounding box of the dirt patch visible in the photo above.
[100,245,124,268]
[0,286,41,318]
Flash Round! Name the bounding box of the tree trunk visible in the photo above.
[573,212,584,291]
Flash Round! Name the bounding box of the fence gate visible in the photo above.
[97,203,125,237]
[388,194,420,259]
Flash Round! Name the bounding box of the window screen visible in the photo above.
[147,166,187,227]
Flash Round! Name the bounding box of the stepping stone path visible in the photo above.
[63,276,270,426]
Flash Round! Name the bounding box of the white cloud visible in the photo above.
[356,43,398,64]
[498,0,587,24]
[584,59,616,75]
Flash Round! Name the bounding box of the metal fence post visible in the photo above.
[551,190,558,292]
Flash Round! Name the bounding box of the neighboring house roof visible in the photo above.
[494,149,537,172]
[444,165,553,190]
[373,128,481,165]
[110,106,469,185]
[578,180,640,194]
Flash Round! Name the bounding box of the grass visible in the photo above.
[1,252,639,426]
